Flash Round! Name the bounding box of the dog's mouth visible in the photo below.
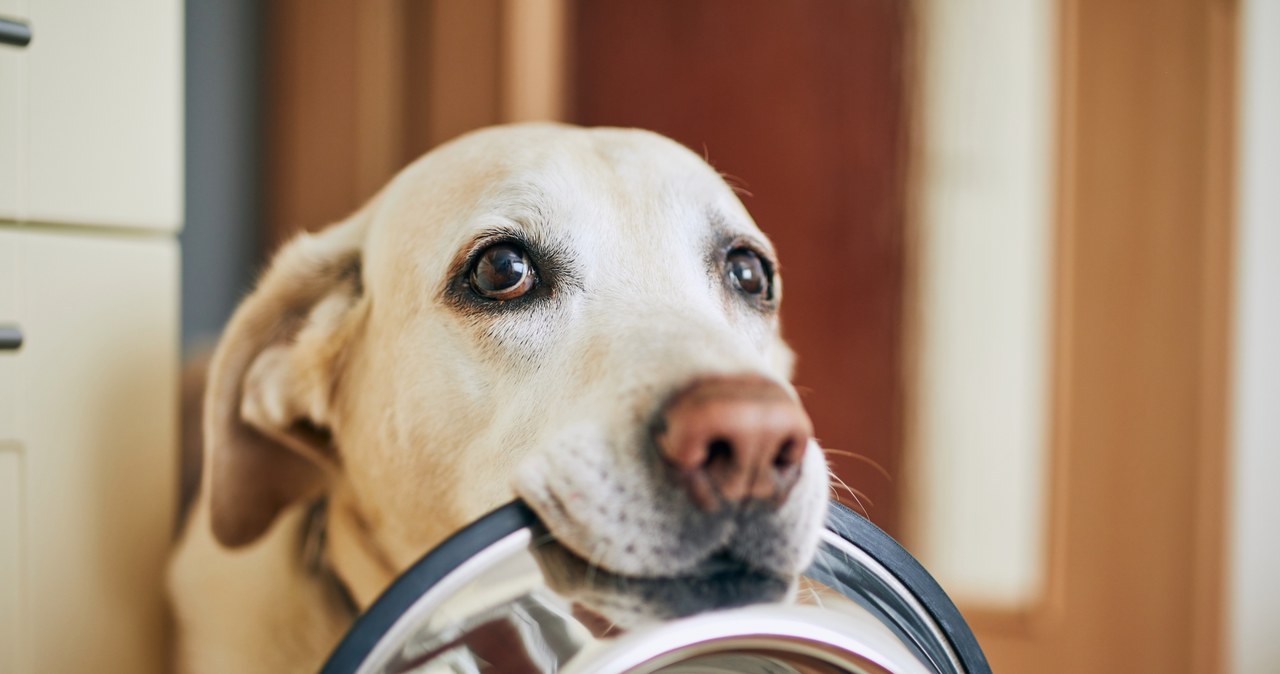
[511,422,829,628]
[529,538,793,629]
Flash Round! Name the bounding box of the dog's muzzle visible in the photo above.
[319,500,992,674]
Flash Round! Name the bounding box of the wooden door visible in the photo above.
[571,0,911,535]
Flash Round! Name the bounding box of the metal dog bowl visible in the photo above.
[321,501,990,674]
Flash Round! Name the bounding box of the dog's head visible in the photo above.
[204,123,830,621]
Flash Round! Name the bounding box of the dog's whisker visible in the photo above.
[826,461,873,502]
[820,447,893,483]
[827,484,855,508]
[827,468,873,518]
[825,480,875,509]
[852,487,875,505]
[807,585,826,610]
[837,481,875,507]
[792,577,824,610]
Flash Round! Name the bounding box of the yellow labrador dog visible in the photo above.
[168,124,831,673]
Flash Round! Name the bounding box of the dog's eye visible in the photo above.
[727,248,769,296]
[471,243,535,300]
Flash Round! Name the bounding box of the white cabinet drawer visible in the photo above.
[0,0,182,231]
[0,227,177,673]
[0,0,25,217]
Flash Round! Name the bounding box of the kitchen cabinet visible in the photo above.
[0,0,181,671]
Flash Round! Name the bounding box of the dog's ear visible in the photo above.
[204,214,370,548]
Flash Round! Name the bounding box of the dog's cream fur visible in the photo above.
[168,124,830,673]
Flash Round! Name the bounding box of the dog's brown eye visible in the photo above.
[727,249,768,296]
[471,243,535,300]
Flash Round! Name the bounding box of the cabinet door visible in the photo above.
[0,0,26,218]
[22,0,182,231]
[0,230,19,674]
[0,227,177,674]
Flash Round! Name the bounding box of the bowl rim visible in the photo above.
[318,500,991,674]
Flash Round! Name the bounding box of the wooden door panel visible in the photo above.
[966,1,1235,671]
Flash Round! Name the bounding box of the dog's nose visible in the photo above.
[656,375,813,510]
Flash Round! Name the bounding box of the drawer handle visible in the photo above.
[0,325,21,351]
[0,17,32,47]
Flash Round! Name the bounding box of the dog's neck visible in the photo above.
[170,496,361,673]
[313,489,402,611]
[298,499,360,618]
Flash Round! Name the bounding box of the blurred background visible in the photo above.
[1,0,1276,672]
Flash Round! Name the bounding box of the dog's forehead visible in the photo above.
[367,125,766,274]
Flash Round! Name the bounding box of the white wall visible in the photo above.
[907,0,1055,607]
[1229,1,1280,672]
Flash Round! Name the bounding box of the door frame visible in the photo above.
[963,0,1236,671]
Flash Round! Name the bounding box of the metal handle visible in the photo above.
[0,17,32,47]
[0,325,22,351]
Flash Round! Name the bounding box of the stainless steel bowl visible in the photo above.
[321,501,990,674]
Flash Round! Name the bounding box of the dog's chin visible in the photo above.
[529,539,794,631]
